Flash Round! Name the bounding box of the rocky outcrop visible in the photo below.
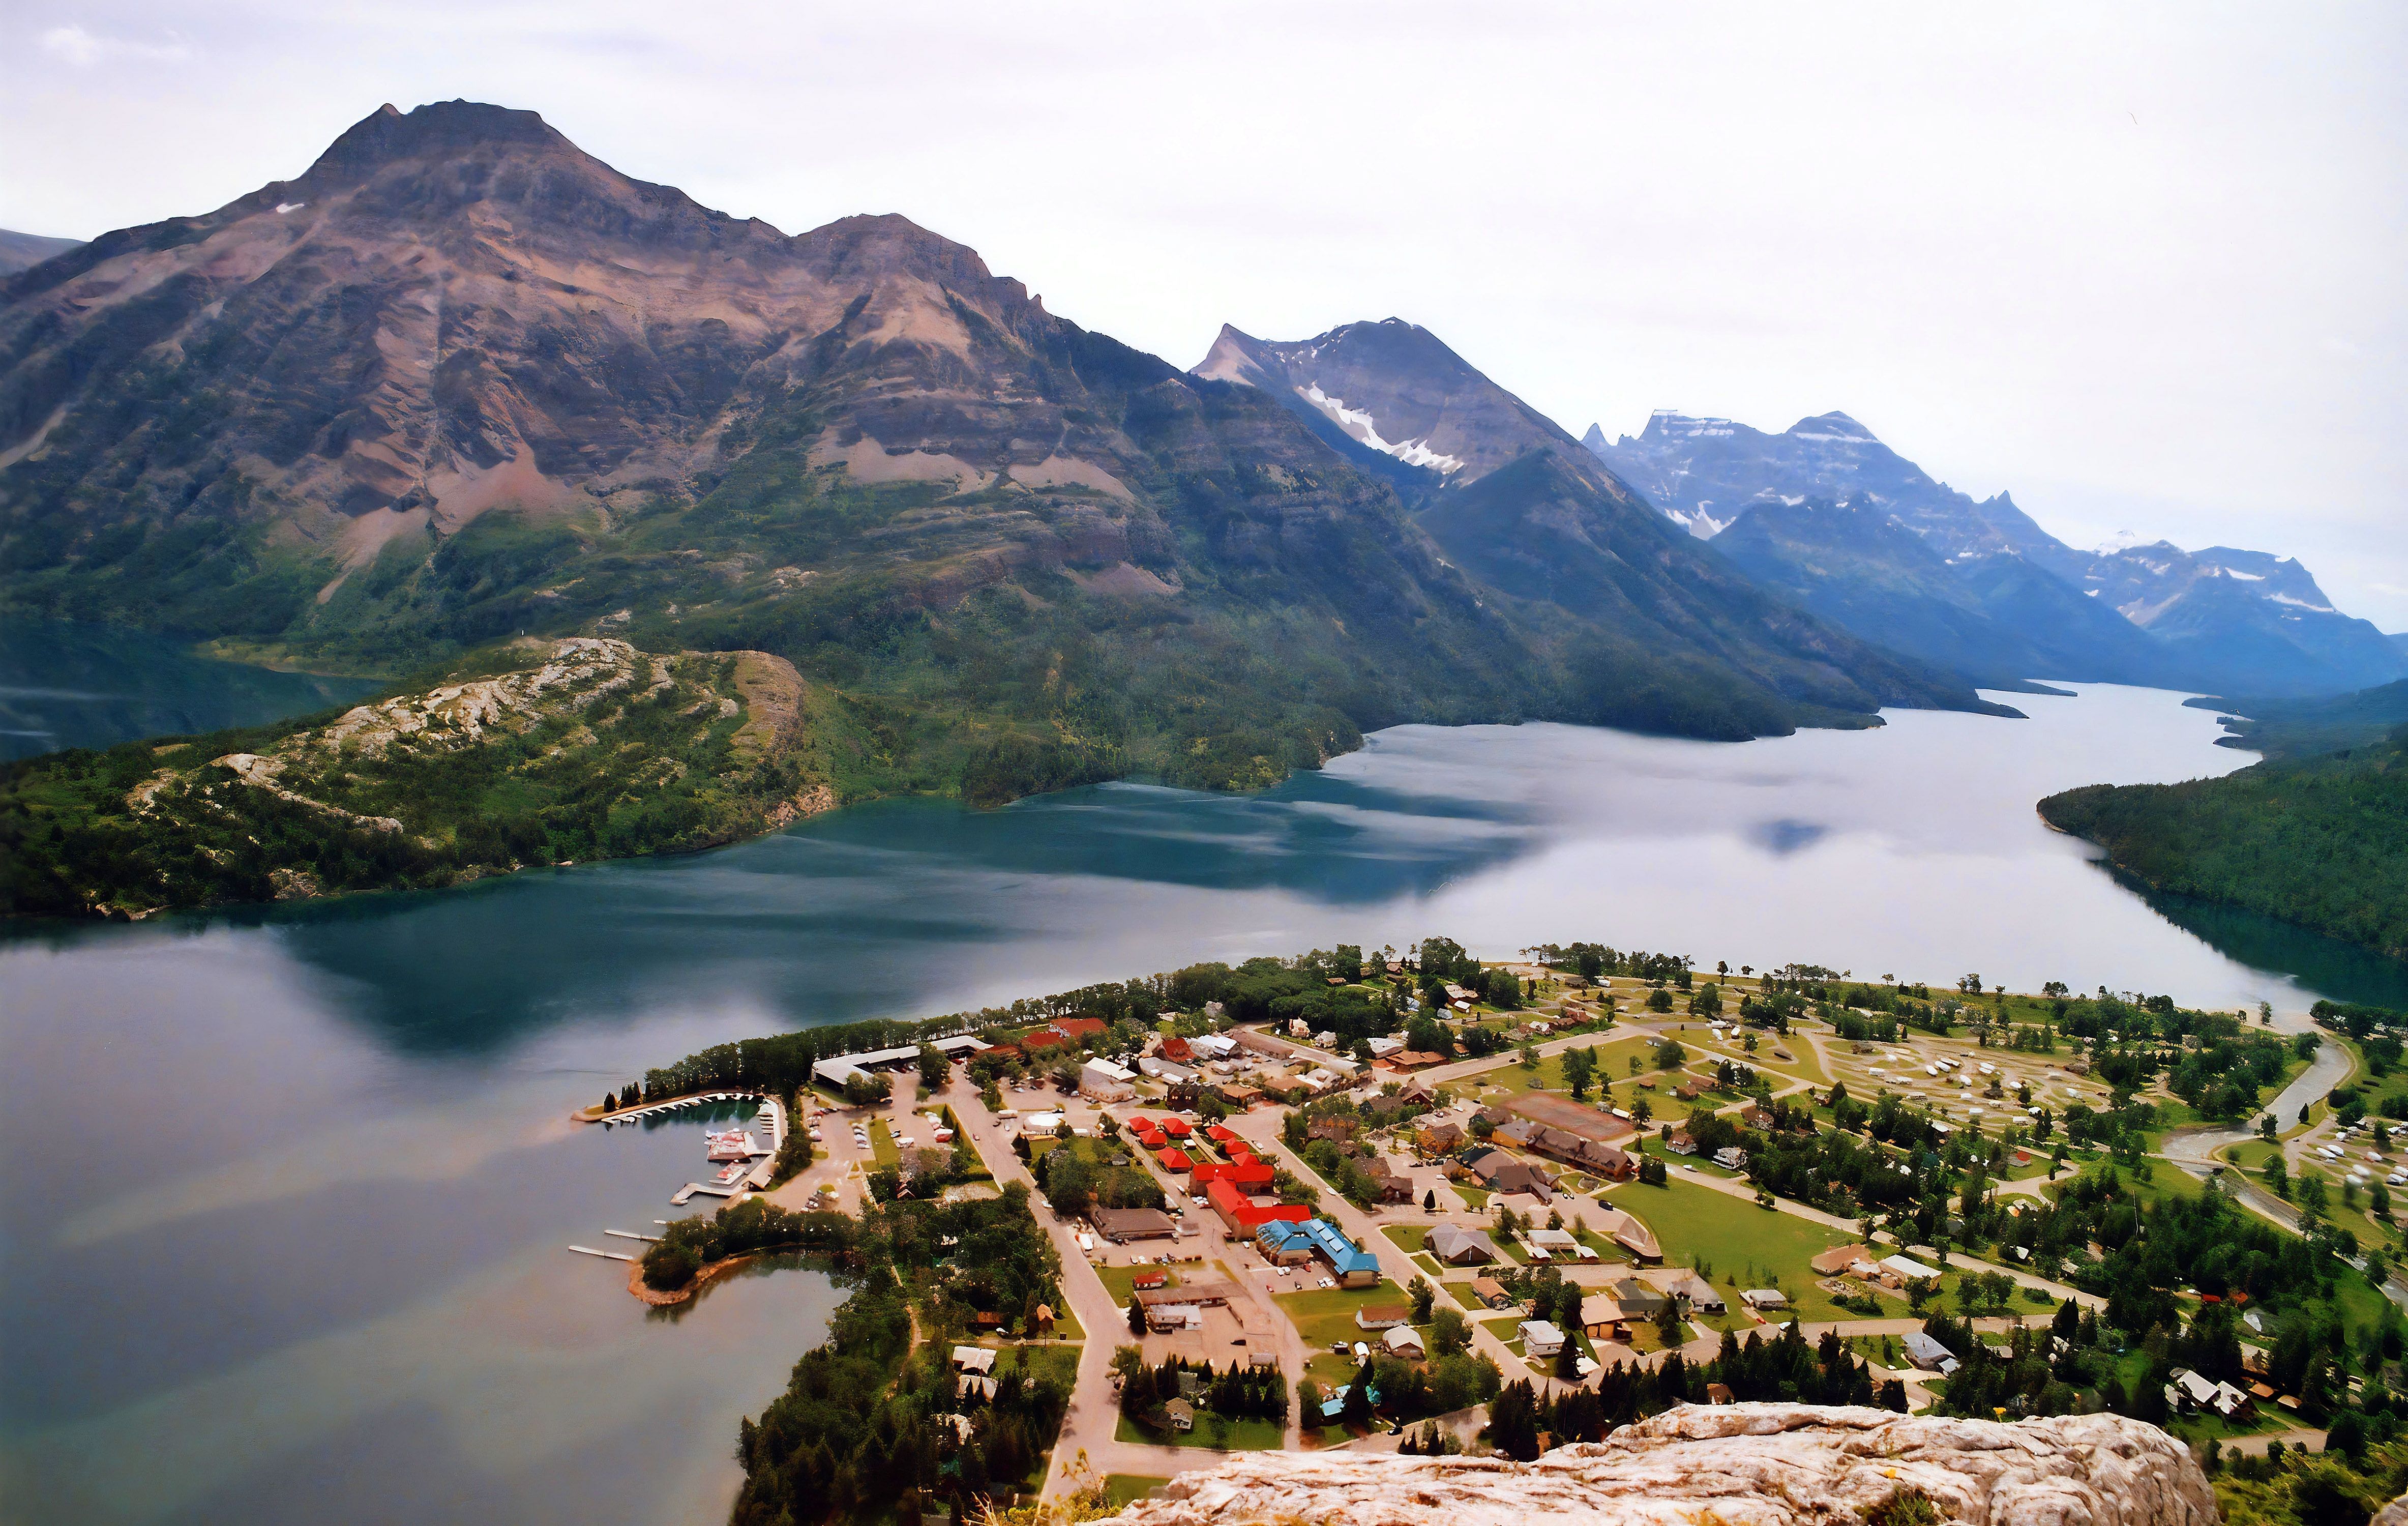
[1094,1405,2213,1526]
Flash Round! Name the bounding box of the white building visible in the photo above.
[1080,1058,1137,1102]
[1519,1319,1565,1358]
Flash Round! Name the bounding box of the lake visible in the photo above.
[5,663,2405,1524]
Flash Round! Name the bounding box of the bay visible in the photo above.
[4,670,2403,1525]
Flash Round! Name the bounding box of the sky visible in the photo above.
[6,1,2405,626]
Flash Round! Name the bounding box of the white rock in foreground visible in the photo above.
[1095,1404,2213,1526]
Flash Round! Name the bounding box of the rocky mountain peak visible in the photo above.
[298,100,578,187]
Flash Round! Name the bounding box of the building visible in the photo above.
[1159,1036,1194,1064]
[1592,1207,1662,1263]
[1527,1227,1594,1259]
[1155,1147,1195,1174]
[1809,1244,1881,1277]
[1189,1033,1238,1061]
[1138,1056,1199,1084]
[1093,1207,1178,1243]
[1132,1269,1168,1291]
[1354,1304,1410,1331]
[1163,1398,1195,1431]
[1470,1276,1513,1308]
[1665,1130,1698,1156]
[1520,1320,1566,1358]
[1365,1036,1405,1060]
[1520,1126,1638,1181]
[1880,1253,1943,1283]
[1427,1224,1501,1266]
[1203,1177,1312,1237]
[1740,1288,1788,1311]
[1712,1146,1746,1170]
[1606,1276,1671,1318]
[1213,1083,1263,1110]
[1080,1058,1137,1102]
[813,1034,991,1091]
[1467,1152,1555,1200]
[1382,1325,1427,1358]
[1378,1050,1447,1071]
[1667,1272,1725,1314]
[1260,1219,1379,1287]
[1580,1294,1629,1338]
[1049,1017,1109,1043]
[1903,1332,1958,1374]
[1192,1158,1274,1190]
[953,1345,997,1374]
[1417,1121,1467,1156]
[1231,1028,1297,1060]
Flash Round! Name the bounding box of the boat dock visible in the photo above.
[569,1245,635,1262]
[587,1089,788,1208]
[604,1228,660,1243]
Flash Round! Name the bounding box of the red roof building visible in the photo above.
[1155,1148,1195,1173]
[1127,1116,1155,1132]
[1049,1017,1108,1041]
[1132,1269,1168,1290]
[1157,1117,1193,1138]
[1161,1036,1194,1063]
[1022,1031,1068,1053]
[1134,1130,1166,1152]
[1205,1124,1243,1146]
[1203,1178,1313,1236]
[1193,1159,1274,1189]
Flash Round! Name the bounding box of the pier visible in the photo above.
[604,1228,660,1243]
[569,1244,635,1262]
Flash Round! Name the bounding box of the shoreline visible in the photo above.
[628,1251,761,1307]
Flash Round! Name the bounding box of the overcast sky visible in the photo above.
[7,2,2404,626]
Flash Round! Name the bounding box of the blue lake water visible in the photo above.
[4,667,2403,1524]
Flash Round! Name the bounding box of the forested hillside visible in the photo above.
[2039,728,2408,960]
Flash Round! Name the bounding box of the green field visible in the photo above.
[869,1119,901,1168]
[1611,1176,1857,1320]
[1279,1280,1407,1388]
[1114,1413,1284,1450]
[1103,1476,1171,1509]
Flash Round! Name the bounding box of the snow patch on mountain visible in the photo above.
[1294,383,1464,475]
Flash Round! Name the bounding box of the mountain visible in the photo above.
[2077,541,2406,695]
[0,230,82,276]
[1709,496,2178,690]
[0,100,1996,836]
[1190,320,2007,731]
[1587,412,2406,697]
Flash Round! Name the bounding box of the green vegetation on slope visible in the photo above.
[2039,728,2408,960]
[0,638,840,917]
[2190,679,2408,762]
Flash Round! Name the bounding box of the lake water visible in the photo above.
[5,665,2406,1525]
[0,618,382,762]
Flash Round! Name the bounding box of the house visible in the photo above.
[1163,1398,1195,1432]
[1050,1017,1109,1044]
[1608,1276,1672,1318]
[1137,1056,1199,1084]
[1517,1124,1638,1181]
[1080,1058,1137,1102]
[1903,1332,1958,1374]
[1741,1288,1788,1311]
[1160,1036,1195,1064]
[1307,1116,1359,1144]
[1379,1051,1448,1071]
[1382,1325,1428,1358]
[1673,1081,1704,1102]
[1592,1207,1662,1263]
[1427,1224,1501,1266]
[1417,1121,1467,1156]
[1022,1031,1069,1055]
[1666,1273,1725,1314]
[1157,1117,1193,1139]
[1470,1275,1513,1308]
[1810,1244,1881,1277]
[1712,1146,1746,1170]
[1366,1036,1406,1060]
[1132,1270,1168,1290]
[1231,1028,1295,1059]
[1665,1130,1698,1156]
[1257,1221,1317,1265]
[1527,1227,1593,1258]
[1093,1207,1178,1243]
[1469,1153,1555,1200]
[1742,1106,1777,1130]
[1397,1081,1440,1106]
[1154,1147,1195,1173]
[953,1345,998,1374]
[1519,1320,1566,1358]
[1145,1303,1206,1332]
[1033,1304,1055,1334]
[1580,1293,1629,1337]
[1189,1034,1238,1061]
[1213,1083,1263,1110]
[1354,1304,1411,1331]
[1360,1154,1418,1203]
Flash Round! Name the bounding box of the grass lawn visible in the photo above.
[1049,1300,1086,1342]
[869,1120,901,1168]
[1102,1477,1170,1510]
[1280,1280,1406,1387]
[1097,1264,1182,1304]
[1619,1175,1856,1319]
[1114,1413,1285,1450]
[1455,1185,1491,1210]
[1381,1225,1431,1255]
[997,1344,1081,1386]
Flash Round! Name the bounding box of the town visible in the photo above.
[582,944,2407,1525]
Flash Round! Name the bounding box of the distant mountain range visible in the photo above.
[0,229,82,276]
[1585,412,2404,696]
[0,101,1995,827]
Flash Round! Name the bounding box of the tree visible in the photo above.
[1423,1188,1437,1211]
[1128,1297,1145,1336]
[917,1044,947,1089]
[1483,1380,1541,1461]
[1647,988,1675,1013]
[1410,1275,1436,1324]
[1563,1046,1595,1100]
[1431,1306,1469,1357]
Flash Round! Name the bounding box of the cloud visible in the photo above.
[40,24,191,66]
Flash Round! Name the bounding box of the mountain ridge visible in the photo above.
[0,100,1998,833]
